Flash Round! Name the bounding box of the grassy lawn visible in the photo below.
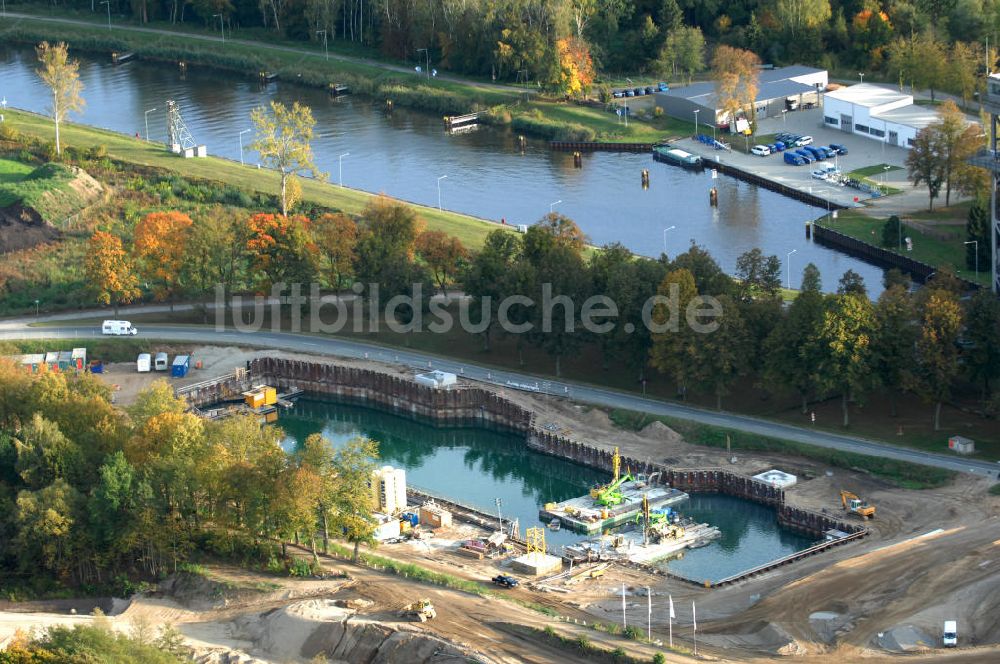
[4,109,513,250]
[0,157,35,206]
[825,208,988,286]
[850,163,901,178]
[522,100,692,142]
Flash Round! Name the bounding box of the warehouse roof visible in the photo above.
[823,83,911,108]
[660,79,816,106]
[873,104,941,129]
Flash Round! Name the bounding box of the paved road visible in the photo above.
[0,11,529,95]
[2,306,997,478]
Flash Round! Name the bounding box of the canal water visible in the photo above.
[1,43,885,294]
[279,397,815,582]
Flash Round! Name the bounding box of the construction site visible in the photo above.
[5,345,998,663]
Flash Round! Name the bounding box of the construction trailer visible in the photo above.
[171,355,191,377]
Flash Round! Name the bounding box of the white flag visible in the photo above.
[669,595,675,619]
[692,601,697,630]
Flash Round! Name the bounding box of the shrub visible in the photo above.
[0,124,22,142]
[574,635,591,651]
[623,625,645,641]
[287,558,316,577]
[611,647,628,661]
[652,654,666,664]
[653,106,664,118]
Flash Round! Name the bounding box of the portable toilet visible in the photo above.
[71,348,87,371]
[154,352,169,371]
[171,355,190,378]
[57,350,73,371]
[136,353,152,373]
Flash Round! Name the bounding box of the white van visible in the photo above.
[943,620,957,647]
[102,320,138,336]
[136,353,151,373]
[154,352,169,371]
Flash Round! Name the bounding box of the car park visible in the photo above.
[829,143,848,155]
[751,144,771,156]
[811,168,830,179]
[804,146,825,160]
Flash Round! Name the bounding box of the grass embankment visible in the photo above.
[609,408,956,489]
[0,160,89,220]
[0,13,679,144]
[3,109,509,250]
[846,163,903,195]
[828,205,987,286]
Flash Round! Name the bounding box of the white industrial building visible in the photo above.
[821,83,941,148]
[371,465,407,516]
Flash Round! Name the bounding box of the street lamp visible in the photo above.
[882,164,891,193]
[965,240,979,281]
[663,225,676,252]
[316,30,328,60]
[338,152,350,187]
[693,109,699,135]
[437,174,448,210]
[859,72,865,83]
[549,199,561,213]
[417,48,430,79]
[212,14,225,44]
[34,299,39,317]
[495,498,503,534]
[781,109,787,124]
[143,107,156,142]
[100,0,110,29]
[786,249,797,289]
[239,128,251,165]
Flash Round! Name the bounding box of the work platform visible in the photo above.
[539,482,689,533]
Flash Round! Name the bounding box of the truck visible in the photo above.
[943,620,957,647]
[492,574,519,588]
[400,598,436,622]
[102,320,137,336]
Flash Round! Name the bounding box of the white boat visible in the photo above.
[548,518,561,531]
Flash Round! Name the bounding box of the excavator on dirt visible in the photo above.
[400,598,437,622]
[840,490,876,520]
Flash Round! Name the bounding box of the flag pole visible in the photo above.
[668,594,674,648]
[693,601,698,656]
[646,586,651,642]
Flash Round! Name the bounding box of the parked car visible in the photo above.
[613,90,624,98]
[625,89,634,97]
[633,87,644,96]
[492,575,519,588]
[644,86,655,95]
[751,144,771,156]
[796,135,814,146]
[784,152,806,165]
[657,81,669,92]
[804,145,826,160]
[794,149,815,163]
[773,141,786,152]
[829,143,849,155]
[811,168,831,180]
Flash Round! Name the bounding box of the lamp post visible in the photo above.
[143,107,156,142]
[549,199,561,214]
[786,249,797,289]
[316,30,328,60]
[859,72,865,83]
[100,0,110,29]
[965,240,979,281]
[34,299,39,317]
[782,109,787,124]
[882,164,891,193]
[437,174,448,210]
[417,48,430,79]
[239,128,251,165]
[212,14,225,43]
[693,109,699,135]
[663,225,676,252]
[495,498,503,534]
[338,152,350,187]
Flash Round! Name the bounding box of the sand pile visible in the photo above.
[639,420,682,445]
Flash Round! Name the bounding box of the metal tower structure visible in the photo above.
[165,100,197,153]
[974,74,1000,293]
[525,527,545,555]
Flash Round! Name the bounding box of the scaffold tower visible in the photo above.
[165,100,197,153]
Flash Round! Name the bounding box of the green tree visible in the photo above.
[906,126,947,210]
[871,285,916,417]
[735,248,781,300]
[966,197,990,274]
[687,294,751,409]
[881,215,902,249]
[800,263,822,292]
[658,25,705,83]
[906,289,963,430]
[964,290,1000,398]
[249,101,325,216]
[312,212,358,290]
[882,268,911,291]
[649,268,699,396]
[671,242,732,296]
[35,42,85,157]
[461,230,522,351]
[837,270,867,297]
[354,196,423,289]
[817,293,876,427]
[765,289,826,413]
[14,413,84,490]
[936,100,983,206]
[329,437,379,562]
[15,479,84,579]
[773,0,832,36]
[182,206,251,314]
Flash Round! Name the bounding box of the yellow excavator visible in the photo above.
[840,490,876,520]
[400,598,437,622]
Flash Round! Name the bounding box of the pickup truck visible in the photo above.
[492,574,519,588]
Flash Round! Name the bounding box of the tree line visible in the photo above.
[19,1,1000,98]
[0,372,380,588]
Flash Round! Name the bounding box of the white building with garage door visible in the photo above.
[821,83,941,148]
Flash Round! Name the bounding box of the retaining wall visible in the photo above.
[709,160,846,210]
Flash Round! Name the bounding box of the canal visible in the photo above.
[279,397,816,582]
[1,43,886,294]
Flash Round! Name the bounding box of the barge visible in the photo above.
[652,144,703,169]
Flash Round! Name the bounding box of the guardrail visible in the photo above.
[710,529,867,587]
[174,371,238,395]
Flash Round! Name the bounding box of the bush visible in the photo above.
[575,635,592,651]
[652,654,666,664]
[611,647,628,662]
[0,123,22,142]
[623,625,645,641]
[287,558,317,577]
[511,111,596,142]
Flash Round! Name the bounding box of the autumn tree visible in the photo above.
[134,211,194,306]
[415,230,468,294]
[311,213,358,290]
[936,100,983,206]
[249,101,324,216]
[245,213,318,293]
[35,42,85,157]
[329,437,379,562]
[353,196,424,290]
[85,231,140,315]
[773,0,832,36]
[555,37,595,97]
[906,289,963,430]
[711,45,761,130]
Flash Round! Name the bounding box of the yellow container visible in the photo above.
[263,387,277,405]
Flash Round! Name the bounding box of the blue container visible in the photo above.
[90,361,104,374]
[171,355,191,377]
[401,512,419,526]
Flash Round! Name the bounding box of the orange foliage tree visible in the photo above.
[85,230,140,315]
[415,230,469,294]
[246,213,318,292]
[133,211,193,304]
[311,212,358,290]
[555,37,595,97]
